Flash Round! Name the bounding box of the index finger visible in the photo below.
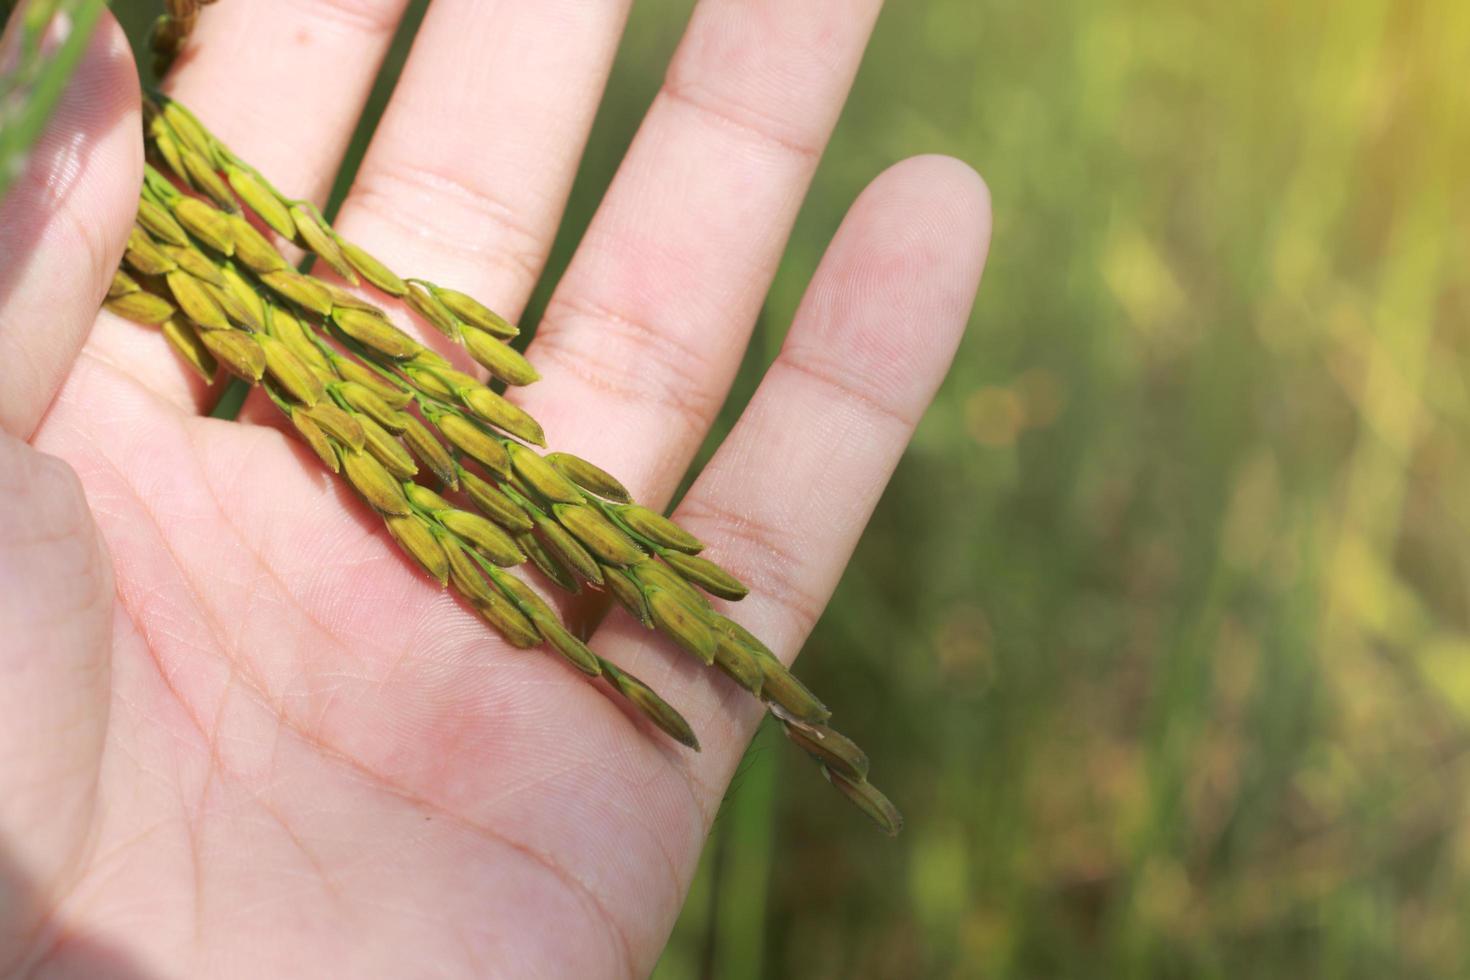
[80,0,414,413]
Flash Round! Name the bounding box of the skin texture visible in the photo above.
[0,3,990,977]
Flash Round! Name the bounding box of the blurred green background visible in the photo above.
[103,0,1470,976]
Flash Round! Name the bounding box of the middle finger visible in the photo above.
[517,0,886,505]
[328,0,636,317]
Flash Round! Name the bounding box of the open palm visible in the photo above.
[0,3,988,977]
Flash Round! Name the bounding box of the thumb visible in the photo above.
[0,431,113,962]
[0,7,140,440]
[0,6,131,959]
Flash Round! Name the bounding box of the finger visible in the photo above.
[0,12,139,439]
[516,0,885,502]
[599,156,991,819]
[167,0,412,203]
[330,0,633,316]
[0,431,113,954]
[82,0,412,414]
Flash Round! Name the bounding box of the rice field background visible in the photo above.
[107,1,1470,976]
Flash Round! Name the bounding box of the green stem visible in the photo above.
[209,378,250,419]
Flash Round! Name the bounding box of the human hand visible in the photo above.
[0,2,989,976]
